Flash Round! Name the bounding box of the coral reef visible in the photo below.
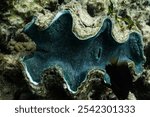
[0,0,150,100]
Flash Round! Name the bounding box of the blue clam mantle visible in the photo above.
[21,10,145,93]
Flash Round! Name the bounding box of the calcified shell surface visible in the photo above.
[21,8,145,93]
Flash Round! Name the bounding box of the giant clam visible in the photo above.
[20,1,145,99]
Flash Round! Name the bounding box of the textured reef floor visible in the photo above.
[0,0,150,100]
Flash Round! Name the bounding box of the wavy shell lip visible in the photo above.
[61,1,104,40]
[21,6,145,93]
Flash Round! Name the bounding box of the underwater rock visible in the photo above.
[13,0,42,18]
[133,69,150,99]
[61,1,108,40]
[112,0,150,45]
[0,55,26,99]
[127,92,136,100]
[144,42,150,68]
[0,0,149,100]
[41,0,59,12]
[34,10,55,30]
[7,32,36,54]
[86,0,109,17]
[8,40,36,54]
[20,6,145,95]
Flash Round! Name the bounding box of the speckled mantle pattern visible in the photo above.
[21,10,145,93]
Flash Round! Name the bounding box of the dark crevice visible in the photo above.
[14,89,43,100]
[144,42,150,68]
[87,5,95,17]
[106,64,133,99]
[132,72,150,100]
[58,0,64,5]
[97,48,101,59]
